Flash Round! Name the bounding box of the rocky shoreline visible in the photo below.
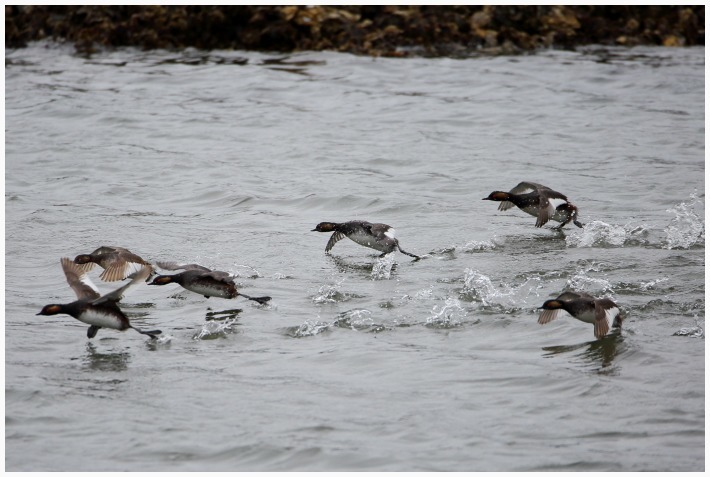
[5,5,705,56]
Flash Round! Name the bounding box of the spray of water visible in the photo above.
[664,192,705,249]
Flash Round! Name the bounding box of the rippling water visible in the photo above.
[5,42,704,471]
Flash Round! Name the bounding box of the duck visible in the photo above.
[37,258,161,339]
[538,291,622,339]
[312,220,420,259]
[74,246,154,282]
[148,262,272,304]
[482,181,584,229]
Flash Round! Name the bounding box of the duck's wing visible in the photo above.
[594,299,619,338]
[202,270,234,283]
[508,182,546,195]
[538,308,562,325]
[156,261,211,272]
[556,291,590,302]
[498,183,542,212]
[74,262,96,274]
[99,257,152,282]
[534,189,570,227]
[497,199,516,212]
[60,257,101,301]
[94,265,151,304]
[89,246,120,255]
[369,223,395,240]
[325,232,346,252]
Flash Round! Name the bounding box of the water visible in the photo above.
[5,42,705,471]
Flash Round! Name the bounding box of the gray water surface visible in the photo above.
[5,43,705,471]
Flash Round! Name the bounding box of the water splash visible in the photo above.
[333,309,385,332]
[459,237,499,253]
[289,319,332,337]
[371,253,395,280]
[664,192,705,249]
[231,263,262,278]
[639,277,669,291]
[312,278,347,304]
[193,319,236,340]
[566,264,614,295]
[461,268,543,310]
[414,287,434,300]
[565,220,628,248]
[426,297,467,328]
[673,316,704,338]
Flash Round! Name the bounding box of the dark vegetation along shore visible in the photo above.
[5,5,705,56]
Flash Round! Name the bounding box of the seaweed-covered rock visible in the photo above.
[5,5,705,56]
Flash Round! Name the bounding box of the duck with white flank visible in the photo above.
[312,220,421,259]
[483,181,584,229]
[538,291,622,339]
[149,262,272,304]
[37,258,161,339]
[74,245,154,282]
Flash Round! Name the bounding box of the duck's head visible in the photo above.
[312,222,337,232]
[539,299,564,310]
[148,275,175,286]
[74,254,93,264]
[37,304,63,316]
[482,191,509,202]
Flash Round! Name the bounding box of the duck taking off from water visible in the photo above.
[538,291,622,339]
[483,181,584,229]
[74,245,154,282]
[149,262,272,304]
[37,258,161,339]
[312,220,420,259]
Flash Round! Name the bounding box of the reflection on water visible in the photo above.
[205,308,243,321]
[82,342,130,372]
[542,331,624,371]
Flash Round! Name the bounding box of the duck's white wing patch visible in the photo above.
[548,197,568,210]
[509,182,543,195]
[538,308,562,325]
[593,301,618,338]
[384,228,396,239]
